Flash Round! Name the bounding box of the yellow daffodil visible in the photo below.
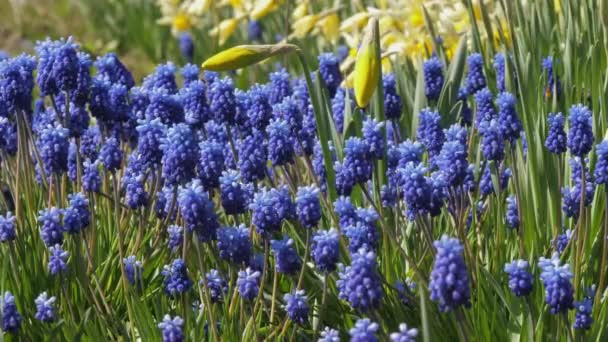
[172,12,192,32]
[340,12,370,32]
[291,14,319,39]
[293,1,309,20]
[251,0,279,20]
[318,14,340,42]
[211,17,243,45]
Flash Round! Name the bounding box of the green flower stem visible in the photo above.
[112,173,137,339]
[194,239,219,341]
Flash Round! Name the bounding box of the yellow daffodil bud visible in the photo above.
[318,14,340,41]
[211,18,241,45]
[291,14,319,38]
[353,17,380,108]
[202,44,299,71]
[252,0,278,20]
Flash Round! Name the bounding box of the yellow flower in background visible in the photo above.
[172,12,192,32]
[156,0,508,66]
[340,12,370,32]
[293,1,309,20]
[318,14,340,42]
[251,0,280,20]
[211,17,243,45]
[291,14,319,39]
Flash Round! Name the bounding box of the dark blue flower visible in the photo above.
[554,228,573,254]
[246,84,272,130]
[331,87,353,132]
[271,236,301,275]
[496,92,522,143]
[198,140,225,189]
[567,104,594,157]
[209,77,236,125]
[337,248,383,312]
[399,162,432,220]
[595,140,608,184]
[504,259,533,297]
[99,137,123,172]
[538,253,574,314]
[545,112,567,154]
[158,315,184,342]
[318,53,342,97]
[417,108,445,159]
[574,285,595,330]
[219,170,253,216]
[82,159,101,193]
[542,56,561,98]
[48,244,69,276]
[145,92,184,125]
[267,118,294,166]
[284,290,309,324]
[38,124,70,175]
[390,323,418,342]
[94,53,134,89]
[430,235,471,312]
[465,53,486,94]
[162,258,192,297]
[136,119,166,168]
[237,131,267,183]
[36,37,79,95]
[180,80,210,129]
[250,188,282,237]
[311,229,339,272]
[436,140,468,187]
[178,180,219,242]
[343,137,373,184]
[181,63,199,85]
[142,63,178,94]
[63,192,90,233]
[363,118,385,159]
[71,51,91,106]
[506,195,520,230]
[479,118,505,161]
[0,54,37,115]
[123,255,143,285]
[424,56,444,101]
[0,212,16,242]
[1,292,21,333]
[237,268,261,301]
[383,73,403,120]
[319,327,340,342]
[204,269,227,303]
[167,225,183,253]
[34,292,56,322]
[178,32,194,62]
[248,20,263,41]
[217,225,251,265]
[274,95,303,134]
[268,68,292,105]
[161,123,199,185]
[474,87,496,129]
[349,318,379,342]
[296,185,321,229]
[38,207,64,247]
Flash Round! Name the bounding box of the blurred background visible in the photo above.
[0,0,503,80]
